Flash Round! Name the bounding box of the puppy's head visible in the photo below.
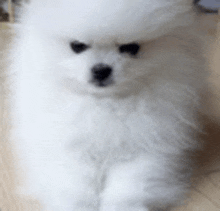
[23,0,196,95]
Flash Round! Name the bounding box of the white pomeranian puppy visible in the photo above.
[9,0,211,210]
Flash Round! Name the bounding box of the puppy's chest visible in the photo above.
[67,98,152,164]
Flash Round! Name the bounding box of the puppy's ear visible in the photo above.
[193,0,218,14]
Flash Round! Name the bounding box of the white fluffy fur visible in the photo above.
[9,0,210,210]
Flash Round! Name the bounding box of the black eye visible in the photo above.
[119,43,140,56]
[70,41,89,54]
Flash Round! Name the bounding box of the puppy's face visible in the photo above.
[26,0,195,95]
[70,40,141,87]
[57,38,151,94]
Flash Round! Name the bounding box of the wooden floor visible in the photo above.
[1,15,220,210]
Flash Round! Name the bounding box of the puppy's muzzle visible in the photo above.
[91,63,112,87]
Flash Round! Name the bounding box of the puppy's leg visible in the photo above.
[31,158,98,211]
[100,154,191,211]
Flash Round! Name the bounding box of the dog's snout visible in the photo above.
[91,63,112,82]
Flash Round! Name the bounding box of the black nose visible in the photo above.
[91,63,112,82]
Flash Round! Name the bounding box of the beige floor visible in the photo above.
[1,15,220,211]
